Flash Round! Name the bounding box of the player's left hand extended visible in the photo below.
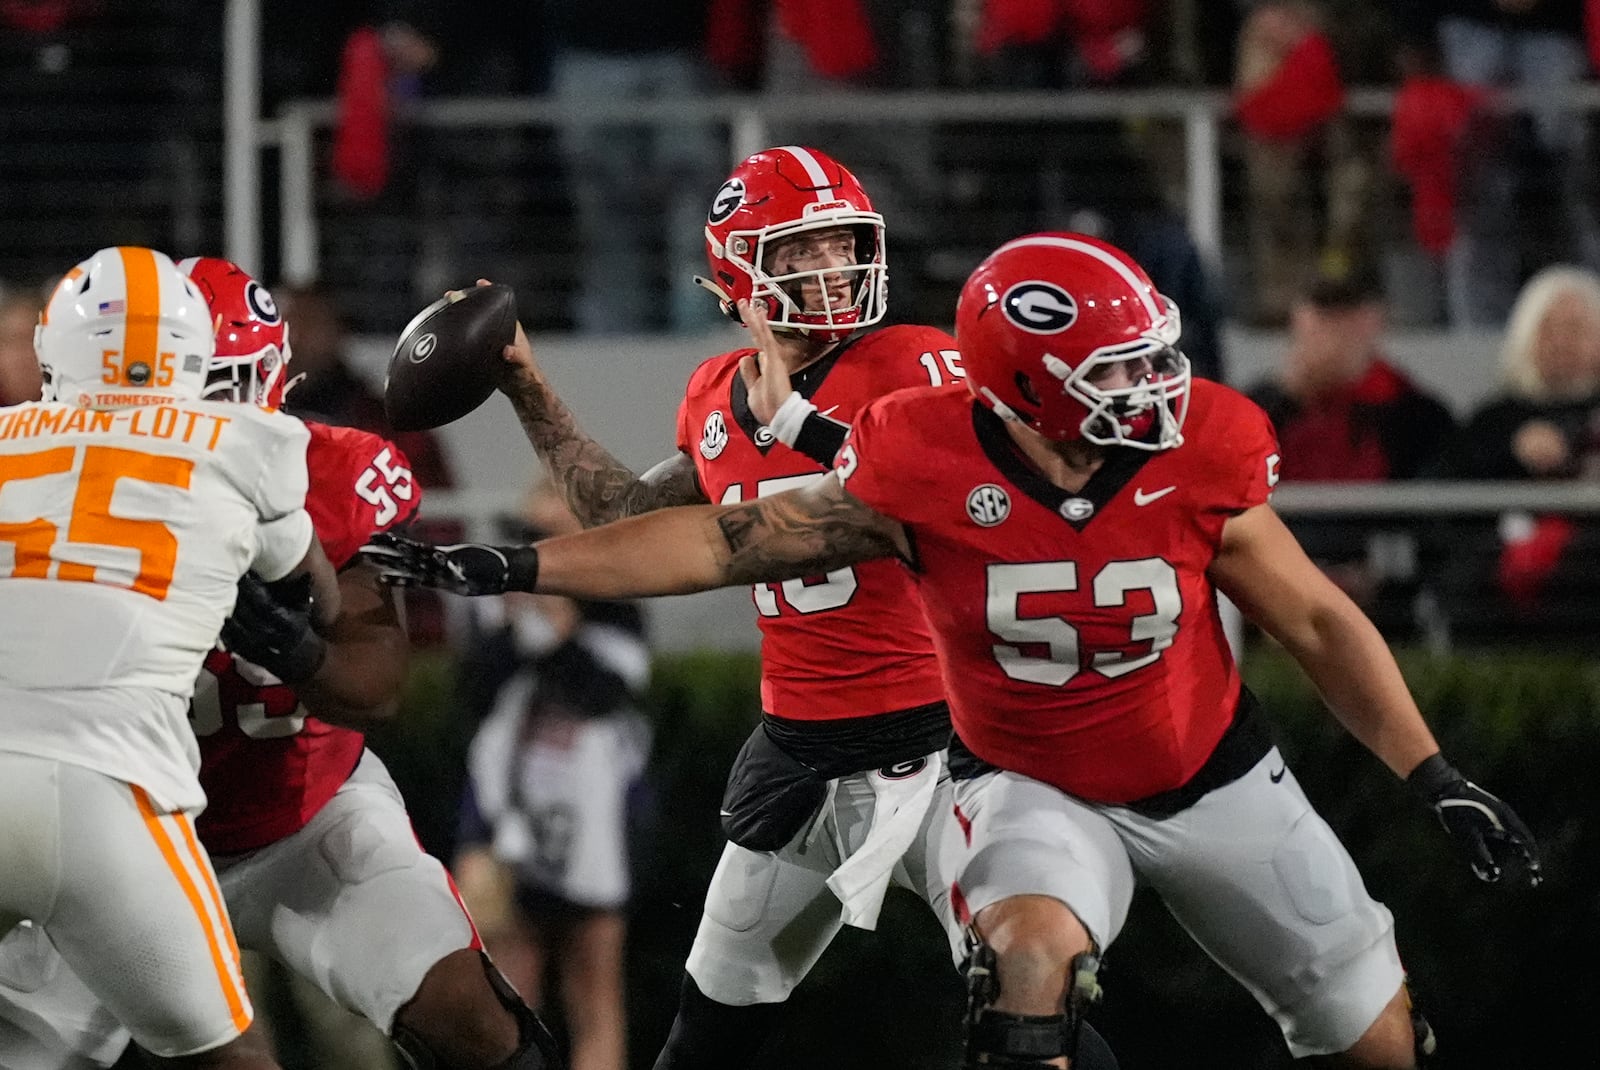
[221,572,328,686]
[1408,754,1542,887]
[358,532,523,596]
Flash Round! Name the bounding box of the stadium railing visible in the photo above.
[254,83,1600,291]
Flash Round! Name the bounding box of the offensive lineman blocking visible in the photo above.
[0,259,561,1070]
[0,246,337,1069]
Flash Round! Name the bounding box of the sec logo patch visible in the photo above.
[700,410,729,459]
[966,483,1011,526]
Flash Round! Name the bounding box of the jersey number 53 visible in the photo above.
[987,559,1181,684]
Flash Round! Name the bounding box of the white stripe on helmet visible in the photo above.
[995,235,1162,321]
[777,145,834,203]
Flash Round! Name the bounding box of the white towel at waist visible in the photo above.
[825,751,943,931]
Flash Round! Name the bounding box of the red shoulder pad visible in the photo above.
[305,422,423,568]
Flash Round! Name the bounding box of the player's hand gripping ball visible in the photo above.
[384,282,517,431]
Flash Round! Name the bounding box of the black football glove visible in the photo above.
[220,572,328,686]
[357,531,539,596]
[1408,753,1542,887]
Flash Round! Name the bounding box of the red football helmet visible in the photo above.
[696,145,887,342]
[178,256,291,408]
[957,233,1190,450]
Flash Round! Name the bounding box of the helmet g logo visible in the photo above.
[245,281,280,323]
[1002,281,1078,335]
[708,179,746,225]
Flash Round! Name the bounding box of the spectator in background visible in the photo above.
[0,289,44,405]
[1248,268,1456,624]
[1448,265,1600,478]
[1423,0,1599,324]
[1388,39,1495,328]
[1233,1,1372,326]
[1434,267,1600,639]
[970,0,1153,85]
[547,0,723,334]
[455,484,652,1070]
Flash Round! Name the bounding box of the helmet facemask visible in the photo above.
[1062,343,1191,450]
[726,214,887,340]
[1046,300,1190,451]
[200,336,290,408]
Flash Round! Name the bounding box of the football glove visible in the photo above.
[358,531,539,596]
[1408,753,1542,887]
[220,572,328,686]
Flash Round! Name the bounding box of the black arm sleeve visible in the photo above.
[791,412,852,468]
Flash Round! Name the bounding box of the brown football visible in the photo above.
[384,283,517,432]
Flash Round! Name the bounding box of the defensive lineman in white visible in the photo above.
[0,246,337,1068]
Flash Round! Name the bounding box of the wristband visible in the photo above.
[768,390,816,448]
[505,545,541,592]
[1406,753,1461,800]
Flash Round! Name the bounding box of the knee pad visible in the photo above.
[392,953,562,1070]
[960,926,1113,1068]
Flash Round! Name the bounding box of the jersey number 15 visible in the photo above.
[720,475,857,616]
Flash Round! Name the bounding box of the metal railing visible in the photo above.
[419,480,1600,536]
[246,83,1600,289]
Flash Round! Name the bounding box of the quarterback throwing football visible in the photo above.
[368,233,1540,1069]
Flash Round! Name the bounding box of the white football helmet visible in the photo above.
[35,246,214,408]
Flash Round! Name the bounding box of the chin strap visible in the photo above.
[693,275,741,323]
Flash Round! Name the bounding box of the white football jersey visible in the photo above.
[0,399,314,809]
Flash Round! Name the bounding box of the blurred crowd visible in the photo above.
[4,6,1600,1068]
[6,1,1600,335]
[5,1,1600,650]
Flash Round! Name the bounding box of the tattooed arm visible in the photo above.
[530,472,910,601]
[499,321,705,525]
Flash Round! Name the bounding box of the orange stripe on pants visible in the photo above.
[174,811,243,969]
[117,246,160,379]
[131,785,252,1034]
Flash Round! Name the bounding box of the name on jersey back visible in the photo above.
[0,404,233,450]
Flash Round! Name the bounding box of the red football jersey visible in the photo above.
[675,325,959,719]
[195,421,421,853]
[836,379,1281,802]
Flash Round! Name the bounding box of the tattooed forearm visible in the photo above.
[504,373,702,526]
[712,479,901,584]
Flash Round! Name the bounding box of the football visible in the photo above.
[384,283,518,431]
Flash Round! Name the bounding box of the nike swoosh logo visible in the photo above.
[1269,766,1287,783]
[1133,485,1176,506]
[819,405,840,418]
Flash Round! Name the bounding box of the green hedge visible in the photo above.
[370,647,1600,1070]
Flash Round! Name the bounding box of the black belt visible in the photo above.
[762,699,953,780]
